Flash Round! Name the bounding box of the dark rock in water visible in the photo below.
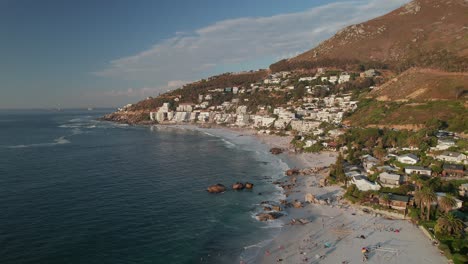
[271,205,282,211]
[269,148,283,155]
[245,182,254,189]
[256,212,284,221]
[258,192,262,195]
[285,169,300,176]
[207,184,226,193]
[232,182,245,190]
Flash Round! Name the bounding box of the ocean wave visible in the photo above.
[8,136,71,149]
[59,124,82,128]
[220,138,236,149]
[243,238,273,250]
[202,131,216,137]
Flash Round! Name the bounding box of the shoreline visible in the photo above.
[128,123,449,263]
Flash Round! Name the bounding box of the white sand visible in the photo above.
[249,134,447,264]
[163,125,448,264]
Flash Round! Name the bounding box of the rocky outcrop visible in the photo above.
[245,182,254,189]
[207,184,226,193]
[285,169,300,176]
[269,148,283,155]
[232,182,245,190]
[256,212,284,221]
[305,193,316,203]
[292,200,303,208]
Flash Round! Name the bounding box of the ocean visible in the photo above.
[0,109,289,264]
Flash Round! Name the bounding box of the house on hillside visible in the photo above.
[360,69,378,78]
[397,154,419,165]
[442,164,465,177]
[379,172,402,188]
[338,73,351,84]
[435,193,463,210]
[436,151,467,164]
[459,183,468,197]
[352,175,381,191]
[435,138,456,150]
[404,166,431,176]
[379,193,410,211]
[362,155,379,173]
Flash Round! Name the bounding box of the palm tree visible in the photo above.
[410,174,425,191]
[420,188,437,221]
[435,213,465,236]
[414,190,425,218]
[438,195,457,214]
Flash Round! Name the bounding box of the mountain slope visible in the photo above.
[370,68,468,101]
[278,0,468,72]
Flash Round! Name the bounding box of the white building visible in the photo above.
[379,172,401,188]
[397,154,419,165]
[299,76,315,82]
[404,166,431,176]
[338,73,351,84]
[435,138,456,150]
[435,193,463,210]
[436,151,467,164]
[352,176,381,191]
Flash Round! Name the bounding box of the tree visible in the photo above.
[332,153,347,186]
[438,195,457,214]
[414,190,425,219]
[420,188,437,221]
[435,213,464,237]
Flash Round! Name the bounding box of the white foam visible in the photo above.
[220,138,236,149]
[8,136,70,148]
[243,238,273,250]
[202,131,216,137]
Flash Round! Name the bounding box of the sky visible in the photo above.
[0,0,409,109]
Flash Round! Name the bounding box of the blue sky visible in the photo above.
[0,0,409,108]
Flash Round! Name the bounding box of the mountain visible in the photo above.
[370,68,468,101]
[272,0,468,72]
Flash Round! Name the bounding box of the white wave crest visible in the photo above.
[8,136,70,149]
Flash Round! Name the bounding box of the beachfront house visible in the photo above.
[352,175,381,191]
[379,193,410,211]
[435,193,463,210]
[404,166,431,176]
[442,164,465,177]
[379,172,401,188]
[397,154,419,165]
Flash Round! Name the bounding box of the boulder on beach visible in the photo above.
[232,182,245,190]
[293,200,302,208]
[305,193,315,203]
[269,148,283,155]
[245,182,254,189]
[256,212,284,221]
[207,184,226,193]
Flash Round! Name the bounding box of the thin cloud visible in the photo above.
[95,0,409,89]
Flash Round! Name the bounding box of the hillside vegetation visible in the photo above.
[273,0,468,72]
[370,68,468,101]
[345,99,468,133]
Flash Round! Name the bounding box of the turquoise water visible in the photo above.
[0,110,288,264]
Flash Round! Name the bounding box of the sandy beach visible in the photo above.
[249,134,448,264]
[163,124,448,264]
